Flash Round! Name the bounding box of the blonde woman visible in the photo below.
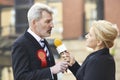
[65,20,119,80]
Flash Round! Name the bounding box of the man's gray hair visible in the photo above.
[27,3,53,23]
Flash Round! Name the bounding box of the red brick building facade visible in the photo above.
[62,0,120,39]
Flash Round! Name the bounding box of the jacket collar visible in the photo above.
[24,31,43,50]
[89,48,109,57]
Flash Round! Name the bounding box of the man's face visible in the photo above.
[34,11,53,38]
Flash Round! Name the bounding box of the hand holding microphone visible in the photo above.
[54,38,76,67]
[54,38,70,62]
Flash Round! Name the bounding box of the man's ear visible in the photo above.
[32,19,36,25]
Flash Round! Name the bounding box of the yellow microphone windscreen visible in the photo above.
[54,38,62,47]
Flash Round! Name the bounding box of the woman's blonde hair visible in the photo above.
[92,20,119,48]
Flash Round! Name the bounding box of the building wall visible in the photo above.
[62,0,84,39]
[104,0,120,33]
[48,2,63,39]
[0,0,13,5]
[1,8,15,36]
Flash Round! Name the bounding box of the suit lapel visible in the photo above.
[24,32,42,50]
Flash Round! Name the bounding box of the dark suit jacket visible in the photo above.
[69,48,115,80]
[11,32,57,80]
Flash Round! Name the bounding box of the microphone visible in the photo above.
[54,38,69,72]
[54,38,67,54]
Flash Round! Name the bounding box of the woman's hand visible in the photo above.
[61,51,75,66]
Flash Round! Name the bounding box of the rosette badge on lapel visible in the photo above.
[37,49,47,68]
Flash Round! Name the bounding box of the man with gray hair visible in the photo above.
[12,3,68,80]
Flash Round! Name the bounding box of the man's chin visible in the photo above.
[45,33,51,37]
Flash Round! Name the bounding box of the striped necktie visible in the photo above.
[40,39,49,56]
[40,39,54,79]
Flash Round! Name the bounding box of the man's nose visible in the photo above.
[50,22,54,27]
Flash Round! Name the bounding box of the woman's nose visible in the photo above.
[85,34,88,38]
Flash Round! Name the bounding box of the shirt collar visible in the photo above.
[27,28,43,43]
